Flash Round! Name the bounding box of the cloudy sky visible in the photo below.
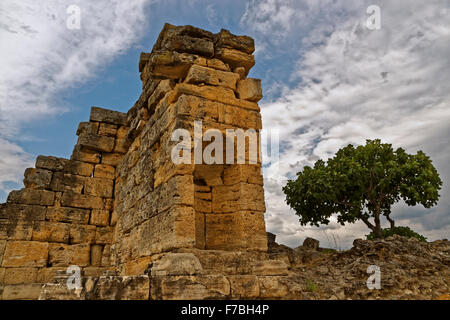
[0,0,448,249]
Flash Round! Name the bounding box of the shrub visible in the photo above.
[366,226,427,242]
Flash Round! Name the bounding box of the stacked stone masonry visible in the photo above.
[0,23,294,300]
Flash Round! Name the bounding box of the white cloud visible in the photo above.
[0,0,153,200]
[244,0,450,248]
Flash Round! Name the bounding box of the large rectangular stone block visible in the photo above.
[185,64,240,90]
[215,29,255,54]
[169,83,259,111]
[0,204,46,221]
[46,207,90,224]
[90,209,110,227]
[3,267,38,285]
[90,107,127,126]
[49,172,86,193]
[0,220,33,241]
[48,243,90,267]
[0,240,6,266]
[93,164,115,180]
[69,225,96,244]
[1,283,43,300]
[215,47,255,75]
[84,177,114,198]
[135,205,195,256]
[7,189,55,206]
[1,241,49,267]
[71,145,101,164]
[32,221,70,243]
[204,211,267,251]
[78,132,115,153]
[60,192,104,209]
[23,168,53,189]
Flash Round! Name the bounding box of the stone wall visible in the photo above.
[0,106,129,299]
[111,24,268,276]
[0,23,272,300]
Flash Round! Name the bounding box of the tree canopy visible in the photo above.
[283,139,442,238]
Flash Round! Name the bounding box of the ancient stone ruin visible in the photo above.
[2,24,449,301]
[0,23,290,300]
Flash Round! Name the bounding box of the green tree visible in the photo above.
[283,139,442,238]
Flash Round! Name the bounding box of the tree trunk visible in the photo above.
[386,215,395,229]
[374,207,382,238]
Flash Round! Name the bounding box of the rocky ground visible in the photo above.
[269,234,450,300]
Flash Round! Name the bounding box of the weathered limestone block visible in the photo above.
[303,237,320,250]
[85,178,114,198]
[60,192,104,210]
[0,203,46,221]
[78,132,115,153]
[258,276,290,299]
[3,267,38,285]
[229,275,260,299]
[86,275,149,300]
[23,168,52,189]
[37,267,66,283]
[239,183,266,212]
[101,153,123,167]
[154,23,214,57]
[91,245,103,266]
[7,189,55,206]
[50,172,86,193]
[2,283,43,300]
[93,164,115,180]
[101,245,111,266]
[95,227,113,244]
[251,260,289,276]
[98,123,118,137]
[139,52,152,72]
[0,240,6,266]
[215,29,255,54]
[46,207,90,224]
[223,165,264,186]
[90,210,110,227]
[48,243,90,267]
[215,47,255,75]
[0,220,33,241]
[204,211,267,251]
[32,221,70,243]
[161,35,214,57]
[2,241,48,267]
[206,58,231,71]
[169,83,259,111]
[69,225,96,244]
[71,145,101,164]
[76,122,99,136]
[156,175,194,213]
[150,253,203,276]
[135,206,195,256]
[185,64,240,90]
[144,51,198,80]
[151,275,230,300]
[36,156,94,177]
[224,104,262,129]
[113,138,131,154]
[38,283,84,300]
[147,80,175,114]
[236,78,263,102]
[90,107,127,126]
